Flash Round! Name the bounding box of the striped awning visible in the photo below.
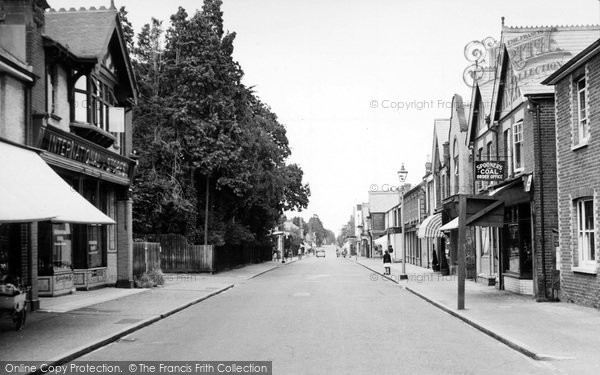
[417,213,444,238]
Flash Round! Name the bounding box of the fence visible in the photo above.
[133,242,161,277]
[147,234,215,273]
[213,243,272,272]
[135,234,274,273]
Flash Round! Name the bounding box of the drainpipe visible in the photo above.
[485,115,500,281]
[528,97,548,300]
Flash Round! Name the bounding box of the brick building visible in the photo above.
[543,37,600,308]
[462,25,599,297]
[0,1,137,308]
[403,183,426,267]
[418,119,449,271]
[441,94,475,276]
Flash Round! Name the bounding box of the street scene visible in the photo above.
[3,0,600,374]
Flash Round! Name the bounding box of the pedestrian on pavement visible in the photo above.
[383,250,391,275]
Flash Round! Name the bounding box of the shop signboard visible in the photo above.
[475,161,505,181]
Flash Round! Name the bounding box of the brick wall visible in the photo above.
[555,53,600,308]
[529,96,559,298]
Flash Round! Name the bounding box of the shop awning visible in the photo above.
[0,141,115,224]
[374,235,388,249]
[440,217,459,231]
[417,213,444,238]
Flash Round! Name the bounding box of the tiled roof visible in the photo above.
[44,7,118,59]
[433,119,450,162]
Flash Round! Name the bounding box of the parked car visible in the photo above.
[316,250,326,258]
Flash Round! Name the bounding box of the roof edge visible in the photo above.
[542,37,600,85]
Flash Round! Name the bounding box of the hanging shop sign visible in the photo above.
[475,161,505,181]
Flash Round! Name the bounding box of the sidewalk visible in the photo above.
[356,256,600,373]
[0,260,293,363]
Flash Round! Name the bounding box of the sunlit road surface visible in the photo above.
[78,245,558,375]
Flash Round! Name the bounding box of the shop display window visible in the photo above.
[38,222,72,276]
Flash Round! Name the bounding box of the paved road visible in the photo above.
[77,245,559,374]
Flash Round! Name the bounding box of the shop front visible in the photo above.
[0,139,117,302]
[493,180,533,295]
[35,125,135,294]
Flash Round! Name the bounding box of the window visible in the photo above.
[486,141,493,161]
[74,75,88,123]
[504,128,513,176]
[577,198,595,266]
[576,77,589,144]
[513,120,523,171]
[47,65,57,115]
[72,73,116,131]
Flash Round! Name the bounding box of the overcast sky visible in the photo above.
[50,0,600,233]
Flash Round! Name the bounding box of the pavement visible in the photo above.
[0,257,301,364]
[355,256,600,373]
[3,252,600,373]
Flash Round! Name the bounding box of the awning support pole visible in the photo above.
[457,194,467,310]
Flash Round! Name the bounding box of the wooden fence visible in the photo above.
[148,234,215,273]
[135,234,274,273]
[133,241,161,277]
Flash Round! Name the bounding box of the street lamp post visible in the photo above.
[398,164,408,280]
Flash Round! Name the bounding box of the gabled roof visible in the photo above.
[466,24,600,142]
[490,25,600,117]
[44,6,138,102]
[431,118,450,168]
[450,94,468,133]
[465,82,490,145]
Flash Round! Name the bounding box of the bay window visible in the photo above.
[72,73,116,132]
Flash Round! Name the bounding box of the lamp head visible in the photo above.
[397,163,408,183]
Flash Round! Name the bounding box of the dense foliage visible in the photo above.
[120,1,310,246]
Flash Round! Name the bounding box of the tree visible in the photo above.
[126,0,310,249]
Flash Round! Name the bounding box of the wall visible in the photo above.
[555,55,600,308]
[529,96,559,298]
[0,74,26,143]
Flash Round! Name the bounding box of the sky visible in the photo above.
[50,0,600,233]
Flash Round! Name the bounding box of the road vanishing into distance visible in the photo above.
[76,245,558,375]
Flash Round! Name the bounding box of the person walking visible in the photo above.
[383,250,392,275]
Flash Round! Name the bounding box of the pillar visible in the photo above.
[116,198,133,288]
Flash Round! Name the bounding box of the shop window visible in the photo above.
[0,224,22,282]
[576,76,589,145]
[38,222,72,276]
[576,198,595,267]
[513,120,523,171]
[502,204,532,277]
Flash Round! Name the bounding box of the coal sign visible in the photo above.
[475,161,505,181]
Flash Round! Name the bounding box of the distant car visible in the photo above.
[316,250,326,258]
